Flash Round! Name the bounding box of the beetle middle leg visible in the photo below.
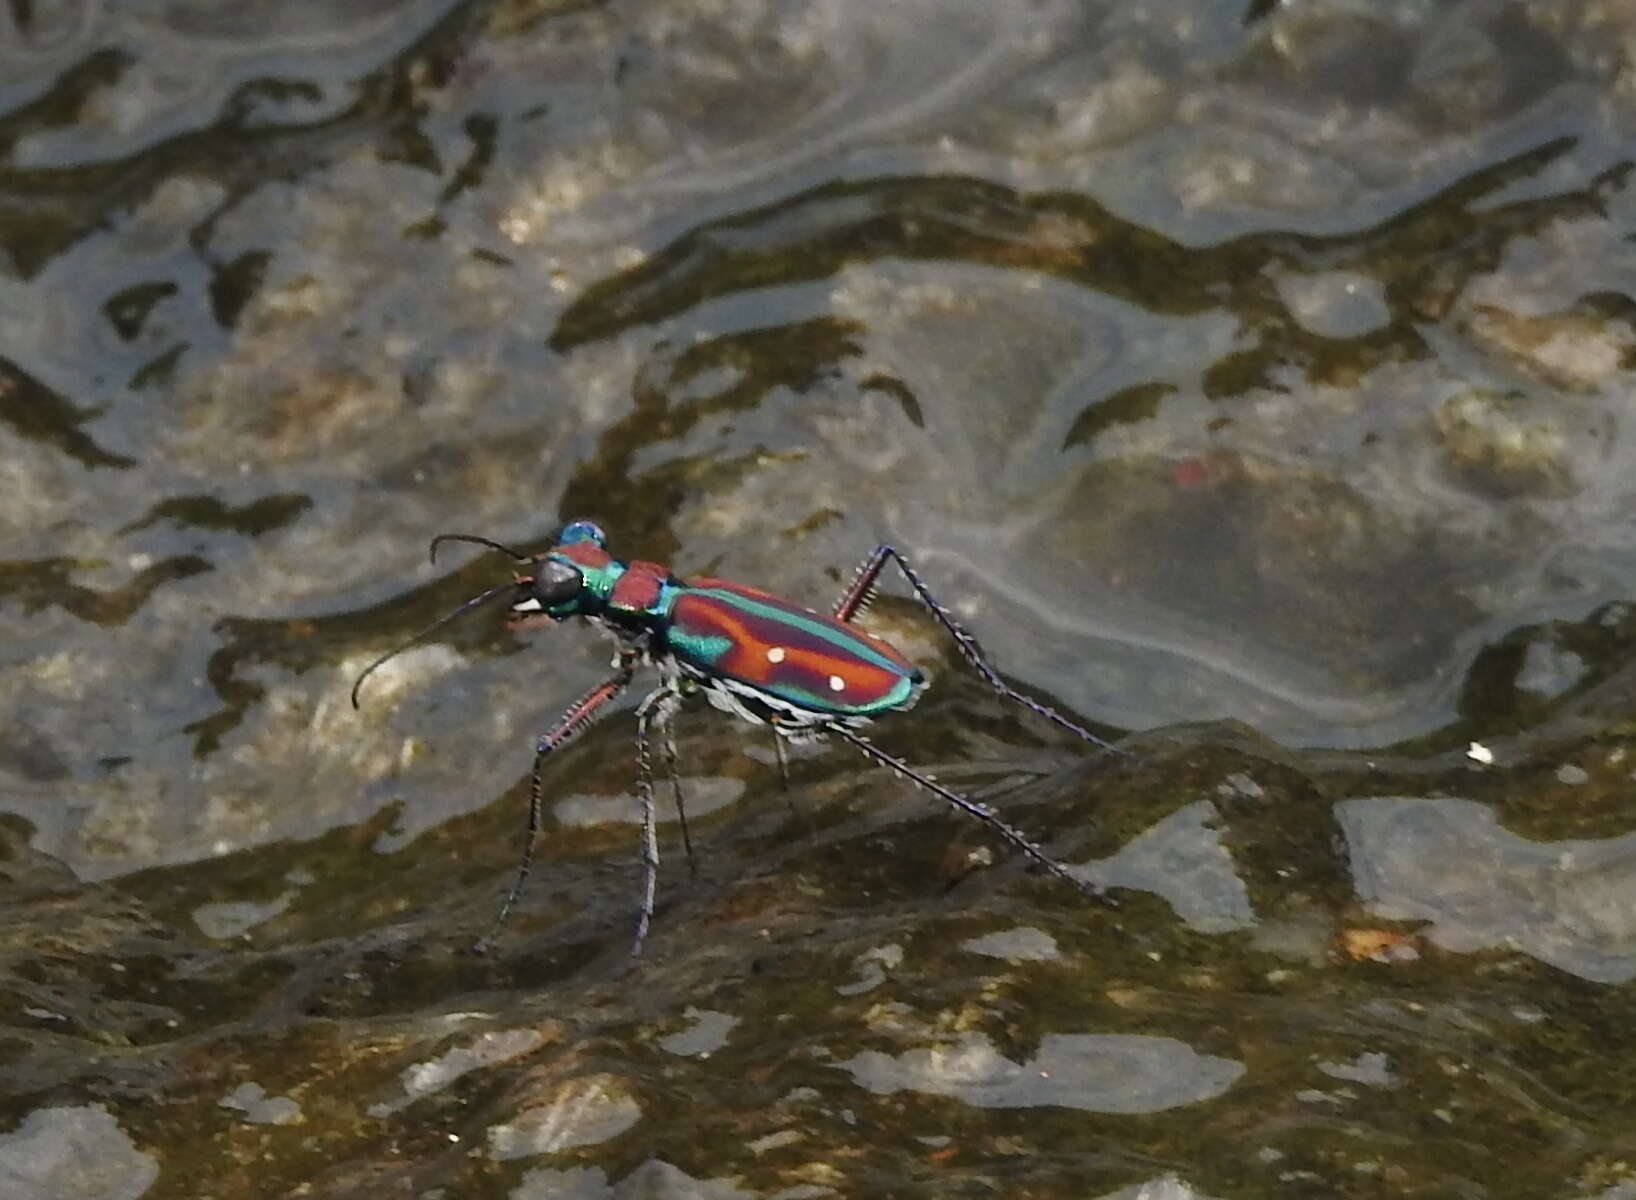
[772,731,790,791]
[654,692,695,873]
[632,683,681,957]
[764,722,807,825]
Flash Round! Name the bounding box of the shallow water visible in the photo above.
[4,0,1636,1195]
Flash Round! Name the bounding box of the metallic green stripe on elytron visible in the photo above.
[776,674,918,715]
[666,627,733,662]
[682,588,910,675]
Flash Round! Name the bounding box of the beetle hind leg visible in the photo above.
[832,725,1116,908]
[832,545,886,622]
[834,544,1125,756]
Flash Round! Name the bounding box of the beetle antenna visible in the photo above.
[350,581,516,708]
[429,533,532,564]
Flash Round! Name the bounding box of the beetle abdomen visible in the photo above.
[667,578,922,717]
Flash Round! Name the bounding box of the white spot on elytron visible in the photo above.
[829,675,845,692]
[512,597,543,612]
[767,647,786,663]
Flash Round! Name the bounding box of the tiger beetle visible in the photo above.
[351,520,1123,957]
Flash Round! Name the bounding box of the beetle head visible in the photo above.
[510,556,584,621]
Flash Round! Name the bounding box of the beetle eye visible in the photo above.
[513,559,582,615]
[534,559,582,605]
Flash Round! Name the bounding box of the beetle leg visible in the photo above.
[476,659,637,953]
[831,725,1117,908]
[836,544,1125,756]
[832,545,888,623]
[767,723,806,825]
[655,692,695,873]
[772,729,790,791]
[632,683,680,957]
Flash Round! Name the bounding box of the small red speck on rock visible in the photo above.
[1173,457,1209,488]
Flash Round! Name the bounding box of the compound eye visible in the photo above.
[557,520,606,548]
[534,559,583,606]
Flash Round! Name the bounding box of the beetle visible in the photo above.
[351,520,1122,956]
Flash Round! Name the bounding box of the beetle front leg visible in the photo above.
[476,661,637,952]
[834,544,1124,755]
